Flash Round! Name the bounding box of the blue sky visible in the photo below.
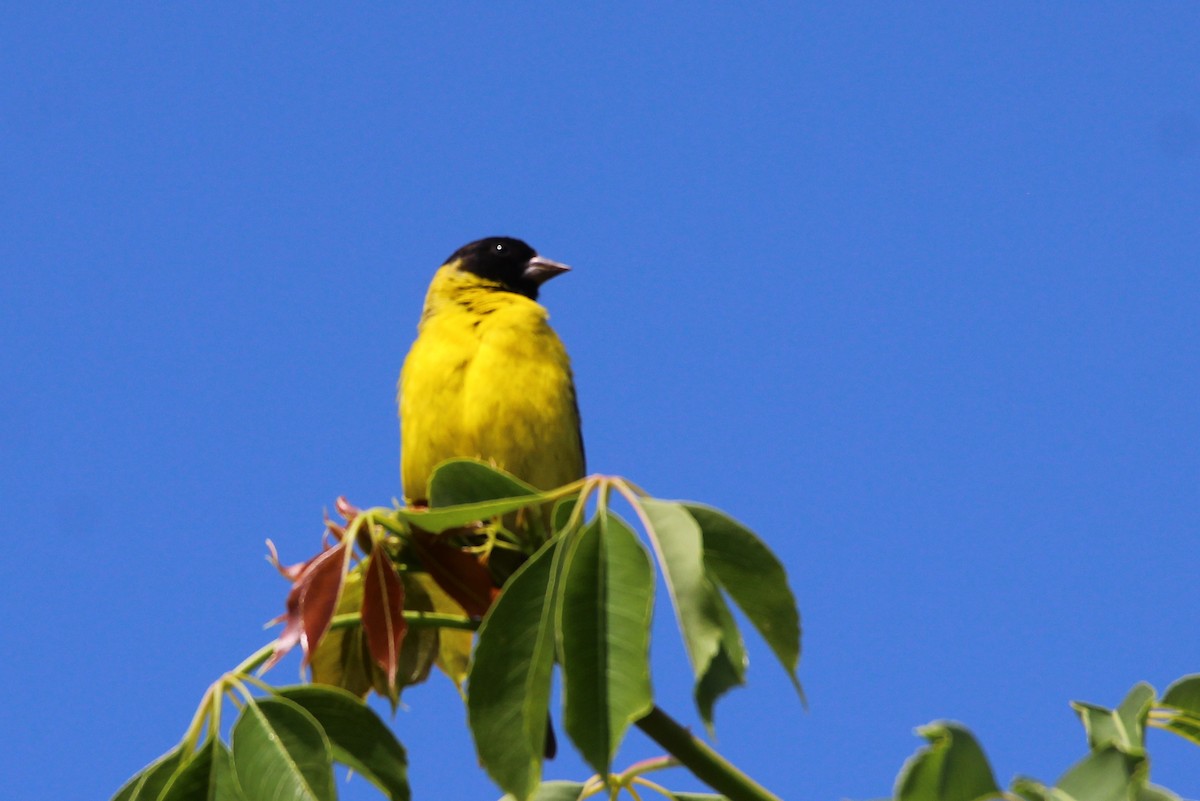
[2,5,1197,800]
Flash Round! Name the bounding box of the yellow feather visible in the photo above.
[399,260,584,503]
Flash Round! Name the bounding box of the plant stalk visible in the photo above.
[635,705,782,801]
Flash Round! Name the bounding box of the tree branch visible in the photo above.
[635,705,783,801]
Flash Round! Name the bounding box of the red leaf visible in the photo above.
[408,529,497,618]
[266,539,314,581]
[298,542,349,664]
[323,513,346,544]
[262,540,349,672]
[336,496,360,522]
[361,549,407,692]
[323,496,364,545]
[263,591,304,672]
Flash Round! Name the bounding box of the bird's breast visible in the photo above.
[400,300,582,500]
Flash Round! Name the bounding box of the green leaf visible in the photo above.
[1138,784,1183,801]
[429,458,541,507]
[559,512,655,776]
[468,537,563,801]
[160,738,245,801]
[1010,777,1060,801]
[694,606,746,730]
[393,496,546,533]
[1161,674,1200,711]
[1054,746,1138,801]
[638,498,745,731]
[1071,682,1155,756]
[686,503,803,698]
[230,696,335,801]
[276,684,410,801]
[1015,745,1155,801]
[1159,674,1200,747]
[894,721,1003,801]
[669,794,730,801]
[497,781,588,801]
[110,744,186,801]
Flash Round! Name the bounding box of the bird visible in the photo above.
[398,236,582,760]
[398,235,585,507]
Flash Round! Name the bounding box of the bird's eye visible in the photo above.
[494,243,505,253]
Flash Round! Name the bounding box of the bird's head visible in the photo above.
[445,237,570,300]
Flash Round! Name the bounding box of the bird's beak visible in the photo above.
[522,255,571,285]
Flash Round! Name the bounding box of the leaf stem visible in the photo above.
[401,610,481,631]
[617,755,679,780]
[635,705,782,801]
[611,481,657,545]
[239,611,479,676]
[562,476,598,534]
[178,683,216,753]
[236,641,280,677]
[631,776,677,800]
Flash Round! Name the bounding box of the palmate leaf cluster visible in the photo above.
[113,685,412,801]
[113,460,803,801]
[883,675,1200,801]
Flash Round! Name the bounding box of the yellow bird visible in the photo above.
[399,237,585,506]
